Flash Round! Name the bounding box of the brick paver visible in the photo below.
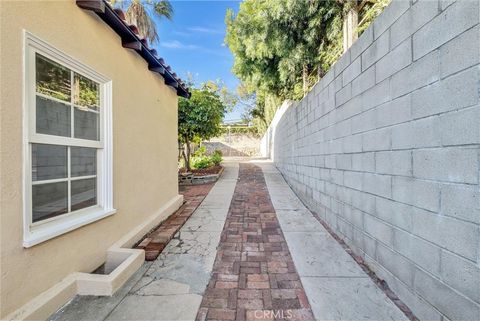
[136,183,215,260]
[197,164,315,321]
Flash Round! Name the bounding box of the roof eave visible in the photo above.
[76,0,190,98]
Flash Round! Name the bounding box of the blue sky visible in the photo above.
[153,1,242,122]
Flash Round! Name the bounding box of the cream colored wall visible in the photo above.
[0,1,179,317]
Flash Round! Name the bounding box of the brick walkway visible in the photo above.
[196,163,315,321]
[48,161,409,321]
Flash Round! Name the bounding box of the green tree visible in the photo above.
[339,0,390,51]
[202,79,238,113]
[178,87,226,171]
[112,0,173,44]
[225,0,388,134]
[357,0,390,34]
[225,0,343,133]
[225,0,342,100]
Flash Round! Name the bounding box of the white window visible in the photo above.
[23,31,115,247]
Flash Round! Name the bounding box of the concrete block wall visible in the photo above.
[266,1,480,320]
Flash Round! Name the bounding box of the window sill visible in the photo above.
[23,206,117,248]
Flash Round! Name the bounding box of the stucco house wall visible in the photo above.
[0,1,181,318]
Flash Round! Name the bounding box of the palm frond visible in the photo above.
[153,0,174,20]
[120,0,174,44]
[125,0,159,43]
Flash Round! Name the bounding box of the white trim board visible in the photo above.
[22,30,115,247]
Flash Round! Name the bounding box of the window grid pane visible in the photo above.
[35,53,102,141]
[32,144,67,181]
[32,181,68,223]
[71,178,97,212]
[74,72,100,110]
[31,53,102,224]
[31,146,98,222]
[71,146,97,177]
[74,107,99,141]
[35,53,71,102]
[36,95,71,137]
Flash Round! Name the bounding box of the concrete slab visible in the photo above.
[276,209,326,232]
[206,185,236,197]
[104,294,202,321]
[146,231,221,278]
[284,232,366,277]
[142,252,218,295]
[302,277,408,321]
[270,196,308,210]
[200,194,232,209]
[266,185,299,197]
[182,217,226,232]
[131,278,190,296]
[191,207,229,221]
[167,231,221,256]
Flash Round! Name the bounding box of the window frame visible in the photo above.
[23,31,115,247]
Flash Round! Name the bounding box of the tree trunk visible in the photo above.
[343,5,359,53]
[302,64,308,97]
[317,65,324,81]
[181,149,188,171]
[183,139,192,172]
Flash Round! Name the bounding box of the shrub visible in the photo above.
[192,156,212,169]
[191,149,223,169]
[210,153,222,166]
[194,145,207,157]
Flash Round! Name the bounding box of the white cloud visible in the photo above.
[160,40,199,50]
[172,30,190,37]
[187,26,224,35]
[160,40,231,58]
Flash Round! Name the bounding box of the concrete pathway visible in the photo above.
[259,162,407,321]
[196,163,315,321]
[50,160,408,321]
[49,162,238,321]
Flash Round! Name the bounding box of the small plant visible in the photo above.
[192,156,212,169]
[190,149,222,169]
[210,152,222,166]
[194,145,207,157]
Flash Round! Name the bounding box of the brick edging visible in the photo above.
[135,183,215,261]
